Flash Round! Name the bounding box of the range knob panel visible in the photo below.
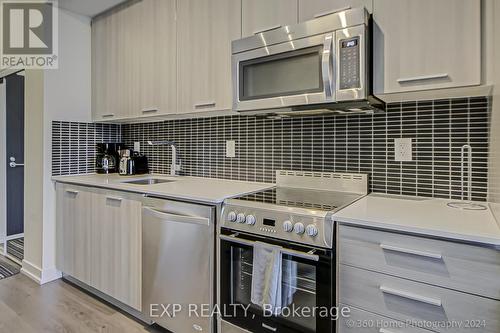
[245,215,256,225]
[293,222,305,234]
[227,211,237,222]
[306,224,318,237]
[236,213,246,223]
[283,220,293,232]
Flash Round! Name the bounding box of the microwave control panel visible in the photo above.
[338,36,361,90]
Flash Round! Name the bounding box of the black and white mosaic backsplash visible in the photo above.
[52,122,121,175]
[52,97,490,201]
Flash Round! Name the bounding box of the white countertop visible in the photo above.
[334,193,500,246]
[52,173,274,204]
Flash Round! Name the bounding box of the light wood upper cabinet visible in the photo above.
[176,0,241,114]
[136,0,176,118]
[241,0,298,37]
[92,2,141,121]
[372,0,481,94]
[298,0,372,22]
[92,0,176,121]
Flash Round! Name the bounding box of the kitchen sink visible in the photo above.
[123,178,175,185]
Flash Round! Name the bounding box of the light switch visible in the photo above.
[134,142,141,152]
[226,140,236,158]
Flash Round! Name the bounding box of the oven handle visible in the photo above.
[321,33,334,100]
[219,234,320,262]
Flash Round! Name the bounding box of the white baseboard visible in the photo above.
[21,260,62,285]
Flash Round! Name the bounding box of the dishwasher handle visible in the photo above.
[143,207,210,226]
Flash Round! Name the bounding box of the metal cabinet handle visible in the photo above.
[65,190,79,195]
[9,162,24,168]
[102,113,115,118]
[194,102,216,109]
[314,6,351,18]
[262,323,277,332]
[380,244,442,259]
[141,108,158,114]
[397,73,449,83]
[380,285,442,307]
[106,196,123,202]
[219,234,319,262]
[253,25,282,35]
[321,33,334,99]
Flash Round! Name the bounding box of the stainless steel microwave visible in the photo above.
[232,7,383,115]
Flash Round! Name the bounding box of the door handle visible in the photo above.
[397,73,449,83]
[143,207,210,226]
[219,234,320,261]
[321,33,334,100]
[379,285,442,307]
[380,244,442,259]
[194,102,216,109]
[9,162,24,168]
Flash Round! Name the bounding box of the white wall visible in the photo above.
[0,79,6,243]
[23,8,92,283]
[488,0,500,220]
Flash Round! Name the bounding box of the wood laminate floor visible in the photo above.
[0,274,168,333]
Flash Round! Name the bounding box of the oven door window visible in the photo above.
[239,46,323,101]
[220,236,333,333]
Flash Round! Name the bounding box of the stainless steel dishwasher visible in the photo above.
[142,197,215,333]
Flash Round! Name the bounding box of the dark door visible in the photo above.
[5,73,24,237]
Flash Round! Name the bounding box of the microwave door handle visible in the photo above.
[219,234,320,262]
[321,34,334,100]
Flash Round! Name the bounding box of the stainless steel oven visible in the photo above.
[217,171,368,333]
[232,7,380,114]
[219,230,334,333]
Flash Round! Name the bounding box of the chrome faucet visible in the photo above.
[147,140,181,176]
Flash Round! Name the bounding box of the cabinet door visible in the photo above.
[92,15,115,121]
[298,0,372,22]
[177,0,241,114]
[373,0,481,94]
[92,3,142,121]
[136,0,176,118]
[242,0,298,37]
[56,184,92,285]
[91,191,142,311]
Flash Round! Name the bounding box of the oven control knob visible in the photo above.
[283,220,293,232]
[293,223,305,234]
[245,215,256,225]
[236,213,246,224]
[227,211,237,222]
[306,224,318,237]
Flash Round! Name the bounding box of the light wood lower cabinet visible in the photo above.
[56,184,92,285]
[56,184,142,311]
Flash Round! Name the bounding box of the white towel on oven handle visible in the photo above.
[250,241,283,315]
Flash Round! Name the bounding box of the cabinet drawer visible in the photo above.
[338,304,431,333]
[338,225,500,299]
[340,265,500,333]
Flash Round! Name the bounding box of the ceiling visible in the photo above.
[58,0,128,17]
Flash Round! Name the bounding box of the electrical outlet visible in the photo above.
[395,138,413,162]
[226,140,236,158]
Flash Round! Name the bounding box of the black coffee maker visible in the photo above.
[96,143,123,174]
